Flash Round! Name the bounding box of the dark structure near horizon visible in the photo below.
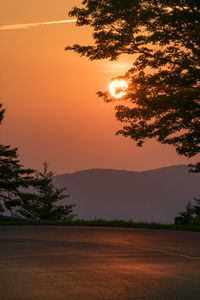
[66,0,200,172]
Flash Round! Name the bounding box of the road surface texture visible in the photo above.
[0,226,200,300]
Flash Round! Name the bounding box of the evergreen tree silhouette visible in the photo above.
[17,162,75,220]
[0,104,35,215]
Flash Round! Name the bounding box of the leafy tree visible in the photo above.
[192,197,200,221]
[174,201,194,225]
[0,104,5,124]
[0,105,35,215]
[17,162,75,220]
[175,197,200,225]
[66,0,200,170]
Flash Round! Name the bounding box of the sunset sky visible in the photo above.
[0,0,197,174]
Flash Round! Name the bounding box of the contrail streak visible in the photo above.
[0,19,77,30]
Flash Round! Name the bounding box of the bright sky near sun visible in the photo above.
[0,0,194,174]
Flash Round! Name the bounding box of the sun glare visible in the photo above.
[109,79,128,98]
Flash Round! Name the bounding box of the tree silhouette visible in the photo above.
[175,198,200,225]
[0,104,35,215]
[17,162,75,220]
[66,1,200,170]
[192,197,200,221]
[174,201,194,225]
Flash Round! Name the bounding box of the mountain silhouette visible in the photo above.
[53,165,200,223]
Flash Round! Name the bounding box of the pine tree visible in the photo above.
[66,0,200,170]
[174,201,194,225]
[0,104,5,213]
[17,162,75,220]
[192,197,200,223]
[0,104,35,215]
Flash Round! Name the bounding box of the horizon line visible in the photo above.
[0,19,77,30]
[55,164,188,176]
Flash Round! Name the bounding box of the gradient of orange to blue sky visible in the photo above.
[0,0,196,174]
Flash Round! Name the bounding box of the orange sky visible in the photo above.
[0,0,196,174]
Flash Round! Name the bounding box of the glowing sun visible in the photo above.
[109,79,128,98]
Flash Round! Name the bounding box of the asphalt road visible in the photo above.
[0,226,200,300]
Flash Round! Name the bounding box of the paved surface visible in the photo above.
[0,226,200,300]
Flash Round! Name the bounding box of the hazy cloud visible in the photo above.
[0,19,77,30]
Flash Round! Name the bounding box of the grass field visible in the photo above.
[0,218,200,232]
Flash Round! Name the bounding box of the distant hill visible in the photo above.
[53,165,200,223]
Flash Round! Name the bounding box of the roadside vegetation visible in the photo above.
[175,198,200,226]
[0,218,200,232]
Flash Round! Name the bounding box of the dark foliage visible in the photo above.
[192,197,200,220]
[175,198,200,225]
[17,162,75,221]
[66,0,200,170]
[0,105,35,215]
[174,201,194,225]
[1,219,200,232]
